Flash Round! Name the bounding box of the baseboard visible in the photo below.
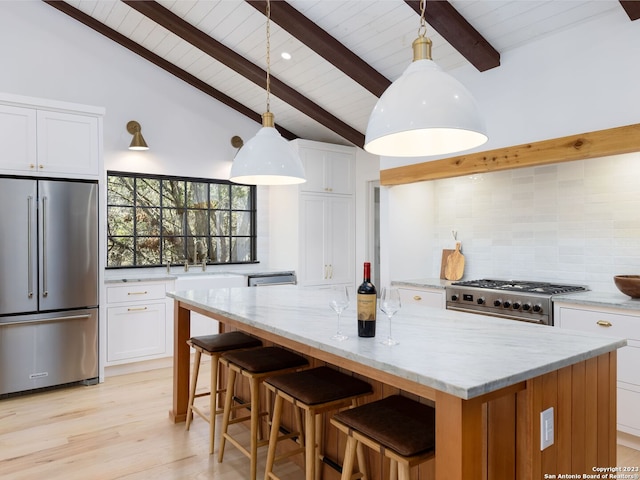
[105,356,174,377]
[618,431,640,451]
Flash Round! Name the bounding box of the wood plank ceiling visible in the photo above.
[44,0,631,149]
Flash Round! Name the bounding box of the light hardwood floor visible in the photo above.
[1,364,639,480]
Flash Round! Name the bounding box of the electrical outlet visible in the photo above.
[540,407,554,450]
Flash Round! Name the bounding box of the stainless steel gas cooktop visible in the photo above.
[445,279,588,325]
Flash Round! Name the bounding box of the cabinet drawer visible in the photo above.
[397,288,444,309]
[106,303,166,362]
[557,307,640,341]
[618,386,640,433]
[107,283,166,304]
[618,346,640,387]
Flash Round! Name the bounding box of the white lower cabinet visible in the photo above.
[554,303,640,437]
[106,281,172,365]
[397,287,445,309]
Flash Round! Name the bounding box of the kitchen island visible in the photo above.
[168,285,626,480]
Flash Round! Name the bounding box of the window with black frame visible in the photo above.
[106,171,256,268]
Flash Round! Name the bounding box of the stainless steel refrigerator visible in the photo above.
[0,177,99,396]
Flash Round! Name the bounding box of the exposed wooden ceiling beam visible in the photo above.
[123,1,365,148]
[620,1,640,20]
[245,0,390,97]
[380,123,640,185]
[42,0,297,140]
[405,1,500,72]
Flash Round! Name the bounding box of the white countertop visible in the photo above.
[167,285,626,400]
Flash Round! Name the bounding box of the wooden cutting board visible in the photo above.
[444,242,465,281]
[439,249,455,279]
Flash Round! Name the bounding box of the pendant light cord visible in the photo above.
[417,0,427,38]
[265,0,272,114]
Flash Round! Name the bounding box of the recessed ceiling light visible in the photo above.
[281,52,292,60]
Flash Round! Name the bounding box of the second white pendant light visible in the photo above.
[364,1,488,158]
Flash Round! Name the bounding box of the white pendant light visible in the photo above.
[229,0,305,185]
[364,0,488,158]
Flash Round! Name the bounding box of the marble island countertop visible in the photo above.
[167,285,626,400]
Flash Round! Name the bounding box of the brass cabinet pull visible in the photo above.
[596,320,612,327]
[127,291,148,295]
[127,306,148,312]
[413,295,422,301]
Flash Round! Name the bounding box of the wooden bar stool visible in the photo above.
[263,366,373,480]
[185,331,262,454]
[331,395,436,480]
[218,346,309,480]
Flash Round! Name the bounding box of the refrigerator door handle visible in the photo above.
[41,195,48,298]
[27,195,34,299]
[0,313,92,327]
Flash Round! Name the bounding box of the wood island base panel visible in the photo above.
[167,285,626,480]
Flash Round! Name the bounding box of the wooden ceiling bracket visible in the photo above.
[380,123,640,186]
[404,0,500,72]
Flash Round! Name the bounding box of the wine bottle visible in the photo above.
[357,262,377,337]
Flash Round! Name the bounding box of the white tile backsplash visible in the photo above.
[429,152,640,293]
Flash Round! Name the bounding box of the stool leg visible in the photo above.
[264,394,284,480]
[208,353,219,455]
[397,462,411,480]
[249,376,261,480]
[304,409,315,480]
[314,412,322,480]
[340,436,358,480]
[356,441,369,480]
[218,367,236,463]
[389,459,398,480]
[185,349,202,430]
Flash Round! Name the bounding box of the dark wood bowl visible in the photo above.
[614,275,640,298]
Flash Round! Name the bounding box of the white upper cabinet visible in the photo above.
[36,110,100,178]
[293,139,354,195]
[0,94,103,179]
[0,104,37,172]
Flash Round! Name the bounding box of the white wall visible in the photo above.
[387,152,640,293]
[381,8,640,293]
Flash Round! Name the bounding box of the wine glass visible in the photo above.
[379,287,401,346]
[329,285,350,341]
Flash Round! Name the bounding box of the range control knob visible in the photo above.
[512,301,521,310]
[477,297,485,305]
[503,300,511,309]
[522,303,532,311]
[451,294,459,301]
[493,299,502,307]
[532,304,543,313]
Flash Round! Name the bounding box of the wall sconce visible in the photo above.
[126,120,149,151]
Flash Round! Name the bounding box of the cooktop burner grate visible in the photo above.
[451,279,588,295]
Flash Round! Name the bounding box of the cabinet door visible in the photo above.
[299,146,354,195]
[0,104,37,174]
[298,195,354,286]
[37,110,99,178]
[107,302,166,362]
[324,150,354,195]
[298,195,327,285]
[398,288,445,309]
[325,196,354,285]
